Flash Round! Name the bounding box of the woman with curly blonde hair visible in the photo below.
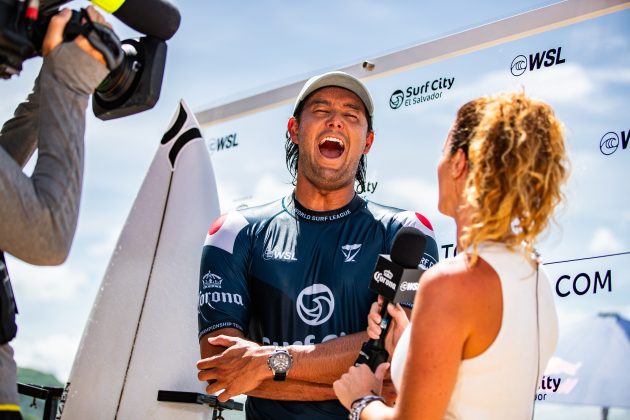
[334,92,569,420]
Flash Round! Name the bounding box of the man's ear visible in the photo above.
[288,117,299,144]
[452,148,468,179]
[363,131,375,154]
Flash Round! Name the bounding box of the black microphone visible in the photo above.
[355,227,426,371]
[90,0,181,40]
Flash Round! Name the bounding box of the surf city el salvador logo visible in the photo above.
[389,76,455,110]
[296,284,335,326]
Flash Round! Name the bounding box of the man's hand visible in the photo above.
[196,335,272,402]
[42,6,109,66]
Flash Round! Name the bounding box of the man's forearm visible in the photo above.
[247,378,336,401]
[287,331,367,385]
[198,328,369,401]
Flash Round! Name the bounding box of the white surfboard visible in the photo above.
[60,100,220,419]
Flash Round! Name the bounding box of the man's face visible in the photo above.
[288,86,374,192]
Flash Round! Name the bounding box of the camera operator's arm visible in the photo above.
[0,78,40,166]
[0,7,108,166]
[0,7,108,265]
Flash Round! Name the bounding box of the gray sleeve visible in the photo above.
[0,42,108,265]
[0,76,41,167]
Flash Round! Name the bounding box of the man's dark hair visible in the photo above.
[285,93,373,192]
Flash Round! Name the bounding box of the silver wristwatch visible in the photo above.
[267,347,292,381]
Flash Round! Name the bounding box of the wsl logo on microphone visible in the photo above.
[510,46,565,77]
[600,129,630,156]
[389,77,455,110]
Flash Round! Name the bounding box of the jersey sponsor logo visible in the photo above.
[263,248,298,262]
[199,291,245,309]
[341,244,362,262]
[374,269,396,291]
[262,331,347,346]
[296,284,335,326]
[201,270,223,289]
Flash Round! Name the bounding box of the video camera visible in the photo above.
[0,0,181,120]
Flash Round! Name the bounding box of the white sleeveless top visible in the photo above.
[390,243,558,419]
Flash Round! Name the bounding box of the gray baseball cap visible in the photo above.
[292,71,374,118]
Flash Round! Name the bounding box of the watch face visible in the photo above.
[270,352,291,373]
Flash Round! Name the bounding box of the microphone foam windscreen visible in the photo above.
[114,0,181,40]
[390,227,426,268]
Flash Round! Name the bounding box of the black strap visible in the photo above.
[0,251,18,345]
[63,9,124,71]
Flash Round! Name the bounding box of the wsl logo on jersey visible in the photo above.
[510,46,565,77]
[297,284,335,326]
[263,247,298,262]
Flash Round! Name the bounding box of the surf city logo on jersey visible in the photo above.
[510,46,566,77]
[389,76,455,110]
[341,244,362,262]
[599,129,630,156]
[201,270,223,289]
[296,284,335,326]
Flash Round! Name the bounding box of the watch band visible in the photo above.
[268,346,292,381]
[273,371,287,382]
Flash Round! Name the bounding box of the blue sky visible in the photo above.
[2,1,629,418]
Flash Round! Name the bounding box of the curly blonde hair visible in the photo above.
[449,92,569,261]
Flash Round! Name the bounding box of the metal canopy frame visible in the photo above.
[195,0,629,127]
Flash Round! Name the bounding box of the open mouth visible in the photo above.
[318,137,345,159]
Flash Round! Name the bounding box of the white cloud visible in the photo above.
[588,227,625,254]
[13,333,80,382]
[9,261,88,302]
[447,63,595,109]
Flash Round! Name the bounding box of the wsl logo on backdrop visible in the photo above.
[510,46,566,76]
[207,132,239,154]
[600,129,630,156]
[389,77,455,110]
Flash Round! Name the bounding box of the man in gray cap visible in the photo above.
[196,71,439,419]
